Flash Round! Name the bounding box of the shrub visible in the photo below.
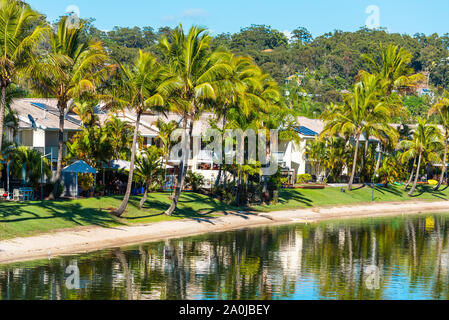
[212,184,236,204]
[43,182,64,198]
[95,184,106,193]
[185,171,205,192]
[79,173,95,192]
[296,174,312,184]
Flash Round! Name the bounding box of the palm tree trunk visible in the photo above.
[165,117,192,216]
[113,111,142,217]
[435,136,448,191]
[0,85,7,160]
[115,249,133,300]
[359,137,369,180]
[139,182,150,210]
[348,134,361,191]
[405,156,417,189]
[215,104,227,188]
[374,148,382,173]
[49,102,67,200]
[235,168,242,206]
[408,151,422,196]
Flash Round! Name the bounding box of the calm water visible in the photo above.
[1,213,449,300]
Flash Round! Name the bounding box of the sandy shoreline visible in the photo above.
[1,200,449,264]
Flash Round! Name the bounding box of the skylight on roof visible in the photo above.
[31,102,47,110]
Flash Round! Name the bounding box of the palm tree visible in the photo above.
[321,75,396,191]
[399,118,442,196]
[428,92,449,190]
[213,53,263,187]
[25,16,107,199]
[0,0,48,157]
[361,43,425,96]
[66,125,112,169]
[12,146,52,189]
[104,115,134,160]
[159,24,230,216]
[135,146,163,209]
[71,100,99,127]
[154,119,178,185]
[103,50,167,217]
[305,137,327,178]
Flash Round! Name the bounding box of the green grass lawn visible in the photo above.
[254,184,449,212]
[0,185,448,241]
[0,192,237,241]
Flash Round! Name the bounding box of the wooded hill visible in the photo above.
[81,22,449,98]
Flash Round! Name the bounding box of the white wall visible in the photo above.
[297,139,307,175]
[33,129,46,148]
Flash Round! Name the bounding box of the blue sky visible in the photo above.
[27,0,449,37]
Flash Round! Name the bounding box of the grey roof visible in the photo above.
[11,98,82,131]
[100,111,220,137]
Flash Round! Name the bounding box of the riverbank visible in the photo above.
[1,185,449,241]
[1,199,449,264]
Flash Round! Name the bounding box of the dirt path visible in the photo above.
[1,200,448,264]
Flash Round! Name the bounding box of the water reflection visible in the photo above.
[1,214,449,300]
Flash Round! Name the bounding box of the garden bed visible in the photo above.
[294,184,326,190]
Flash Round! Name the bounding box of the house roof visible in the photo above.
[297,116,325,136]
[298,126,318,136]
[12,98,332,141]
[11,98,82,131]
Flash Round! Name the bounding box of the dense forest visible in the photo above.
[81,22,449,90]
[74,21,449,118]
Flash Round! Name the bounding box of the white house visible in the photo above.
[8,98,82,162]
[9,98,329,187]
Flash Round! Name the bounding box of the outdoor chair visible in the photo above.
[13,189,23,202]
[20,188,34,201]
[0,188,6,201]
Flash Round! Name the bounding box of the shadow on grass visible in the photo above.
[0,200,122,228]
[373,186,404,197]
[408,185,448,200]
[123,192,244,223]
[277,189,314,207]
[249,189,314,211]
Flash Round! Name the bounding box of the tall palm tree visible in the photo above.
[428,91,449,190]
[103,50,167,217]
[0,0,48,157]
[361,43,425,96]
[321,75,396,191]
[399,118,442,196]
[25,16,107,199]
[159,24,230,216]
[214,54,265,187]
[135,146,163,209]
